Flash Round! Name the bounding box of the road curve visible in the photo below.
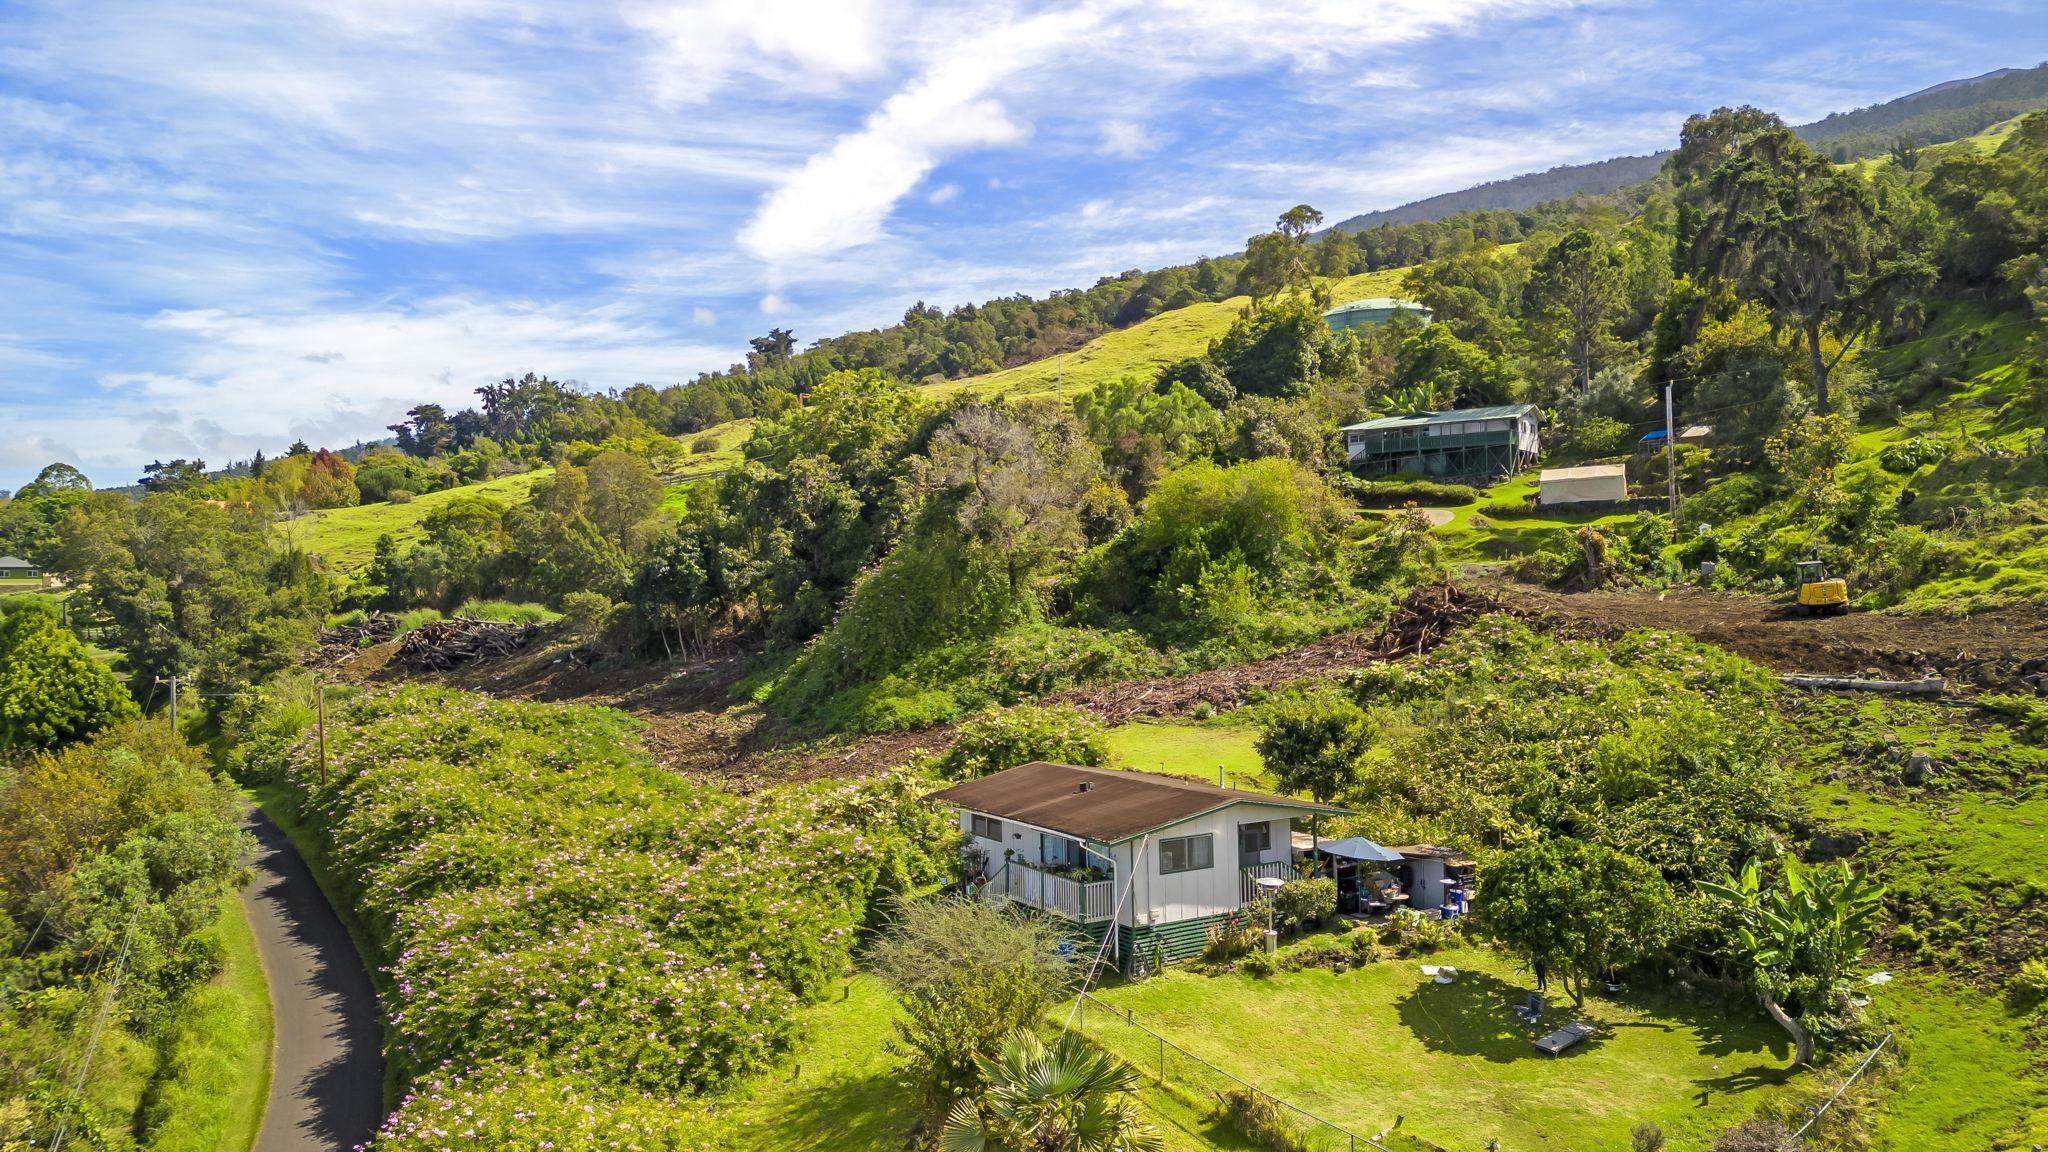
[239,809,385,1152]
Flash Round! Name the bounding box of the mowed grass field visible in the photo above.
[281,469,549,574]
[1106,718,1272,791]
[1084,944,1791,1152]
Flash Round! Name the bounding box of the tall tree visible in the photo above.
[138,459,207,493]
[1523,228,1625,392]
[1685,122,1929,413]
[1276,203,1324,242]
[1256,687,1370,849]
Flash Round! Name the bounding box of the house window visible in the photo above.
[1159,834,1214,875]
[1238,821,1272,857]
[971,814,1003,841]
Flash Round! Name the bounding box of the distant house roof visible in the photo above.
[929,761,1348,844]
[0,556,33,568]
[1539,463,1628,482]
[1340,404,1539,433]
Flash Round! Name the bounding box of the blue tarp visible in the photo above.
[1311,837,1405,863]
[1639,429,1667,443]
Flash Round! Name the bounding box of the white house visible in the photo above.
[929,761,1348,974]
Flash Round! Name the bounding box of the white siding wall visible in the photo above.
[960,803,1310,928]
[1121,804,1303,927]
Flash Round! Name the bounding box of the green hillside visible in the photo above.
[935,267,1412,403]
[283,469,549,573]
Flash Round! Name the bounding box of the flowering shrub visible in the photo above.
[257,686,951,1141]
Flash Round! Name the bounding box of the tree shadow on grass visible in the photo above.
[1601,981,1793,1062]
[1393,970,1601,1063]
[756,1067,915,1151]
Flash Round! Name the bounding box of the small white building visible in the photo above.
[1538,463,1628,506]
[930,762,1347,973]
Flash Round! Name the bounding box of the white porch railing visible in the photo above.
[989,860,1115,924]
[1241,859,1300,903]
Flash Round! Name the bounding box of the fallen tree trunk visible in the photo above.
[1780,674,1944,695]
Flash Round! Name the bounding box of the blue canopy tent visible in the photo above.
[1314,837,1404,863]
[1301,837,1408,915]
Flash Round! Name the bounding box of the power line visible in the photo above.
[48,916,138,1152]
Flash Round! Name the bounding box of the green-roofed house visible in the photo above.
[0,556,40,581]
[1340,404,1541,478]
[1322,297,1433,332]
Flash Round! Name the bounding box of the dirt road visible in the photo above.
[240,811,384,1152]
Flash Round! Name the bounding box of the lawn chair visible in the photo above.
[1513,992,1544,1025]
[1533,1020,1595,1056]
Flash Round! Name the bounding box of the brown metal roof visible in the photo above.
[928,761,1348,844]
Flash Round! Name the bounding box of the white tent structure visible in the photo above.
[1538,463,1627,506]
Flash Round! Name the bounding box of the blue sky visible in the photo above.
[2,0,2042,491]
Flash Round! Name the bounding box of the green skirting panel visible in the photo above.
[1114,912,1235,975]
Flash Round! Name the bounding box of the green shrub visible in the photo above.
[859,685,962,733]
[1878,437,1947,474]
[2008,958,2048,1011]
[1340,476,1481,508]
[1212,1086,1309,1150]
[1273,877,1337,931]
[938,703,1108,779]
[1570,415,1633,458]
[691,431,721,455]
[1237,951,1276,978]
[1202,915,1264,963]
[388,488,416,505]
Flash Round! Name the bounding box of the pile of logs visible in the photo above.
[393,619,540,672]
[313,614,398,667]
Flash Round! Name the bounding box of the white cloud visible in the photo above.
[760,293,787,315]
[737,5,1102,263]
[1079,199,1110,221]
[626,0,888,104]
[692,306,717,325]
[1099,119,1156,157]
[927,182,962,205]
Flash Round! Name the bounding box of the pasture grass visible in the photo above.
[142,893,274,1152]
[1106,717,1272,791]
[935,269,1412,405]
[280,469,549,574]
[1082,943,1791,1152]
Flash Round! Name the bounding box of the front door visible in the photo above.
[1237,820,1271,871]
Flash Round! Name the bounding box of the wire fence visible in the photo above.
[1071,991,1396,1152]
[1791,1031,1895,1141]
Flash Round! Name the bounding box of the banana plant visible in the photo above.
[1701,858,1886,1067]
[941,1030,1162,1152]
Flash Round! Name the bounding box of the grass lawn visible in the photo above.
[1107,718,1272,791]
[278,469,550,574]
[1082,944,1793,1152]
[142,892,275,1152]
[725,975,918,1151]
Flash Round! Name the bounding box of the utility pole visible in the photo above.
[154,675,179,733]
[1664,379,1679,530]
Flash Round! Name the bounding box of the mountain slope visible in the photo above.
[1331,60,2048,233]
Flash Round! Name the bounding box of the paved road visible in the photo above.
[240,810,385,1152]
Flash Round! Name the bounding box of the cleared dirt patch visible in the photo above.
[1489,583,2048,687]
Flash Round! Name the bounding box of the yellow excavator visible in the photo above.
[1794,548,1850,616]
